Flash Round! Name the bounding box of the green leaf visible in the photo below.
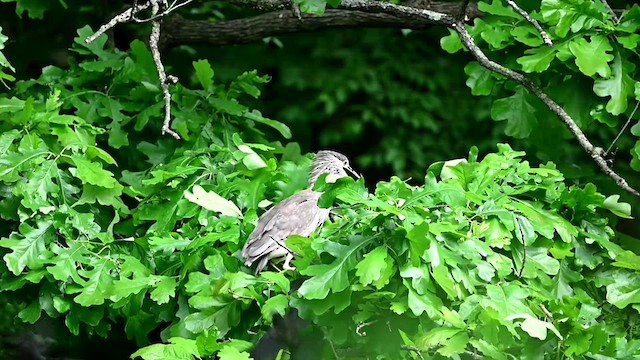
[193,59,214,89]
[47,243,90,283]
[505,314,563,340]
[132,338,199,360]
[74,258,115,306]
[18,301,42,324]
[464,62,495,96]
[111,276,150,302]
[606,271,640,308]
[293,0,326,15]
[406,222,430,266]
[260,271,290,293]
[71,155,118,188]
[440,29,463,54]
[0,97,25,113]
[261,294,289,322]
[237,144,267,170]
[617,34,640,50]
[593,48,636,115]
[511,26,544,47]
[517,46,557,73]
[603,194,632,218]
[417,327,463,350]
[551,261,582,298]
[470,339,508,360]
[568,35,613,77]
[218,346,251,360]
[403,278,444,318]
[244,110,292,139]
[612,251,640,270]
[0,129,19,154]
[298,236,370,299]
[150,276,178,305]
[482,284,532,317]
[107,120,129,148]
[184,185,243,218]
[355,246,389,287]
[491,87,538,138]
[541,0,609,38]
[0,220,53,275]
[478,0,519,18]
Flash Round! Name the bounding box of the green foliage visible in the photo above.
[286,144,638,358]
[0,26,301,358]
[0,26,14,87]
[1,1,640,359]
[1,30,638,355]
[445,0,640,182]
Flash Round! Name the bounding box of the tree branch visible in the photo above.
[150,19,181,139]
[162,10,443,47]
[452,21,639,197]
[162,1,481,48]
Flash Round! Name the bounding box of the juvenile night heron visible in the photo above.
[242,150,358,273]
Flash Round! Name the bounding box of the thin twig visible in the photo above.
[400,345,425,360]
[600,0,619,23]
[85,2,152,43]
[606,100,640,154]
[539,304,554,320]
[355,320,377,336]
[506,0,552,46]
[134,0,195,22]
[87,0,190,139]
[144,0,180,140]
[328,339,340,359]
[452,21,640,197]
[464,350,483,359]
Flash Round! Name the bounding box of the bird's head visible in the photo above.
[309,150,359,186]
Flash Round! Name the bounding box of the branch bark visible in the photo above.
[162,1,481,48]
[162,9,440,47]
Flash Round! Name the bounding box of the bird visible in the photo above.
[242,150,358,273]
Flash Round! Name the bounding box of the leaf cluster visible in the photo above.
[443,0,640,181]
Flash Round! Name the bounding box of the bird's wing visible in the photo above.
[242,190,329,266]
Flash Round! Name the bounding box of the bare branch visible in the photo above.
[225,0,466,23]
[400,345,425,360]
[85,2,152,43]
[539,304,554,320]
[161,0,484,48]
[162,10,449,48]
[87,0,184,139]
[452,21,639,197]
[606,100,640,155]
[464,350,483,359]
[600,0,619,23]
[506,0,552,46]
[150,19,181,139]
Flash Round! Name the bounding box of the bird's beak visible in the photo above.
[345,165,360,179]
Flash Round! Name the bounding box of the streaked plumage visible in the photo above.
[242,150,357,273]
